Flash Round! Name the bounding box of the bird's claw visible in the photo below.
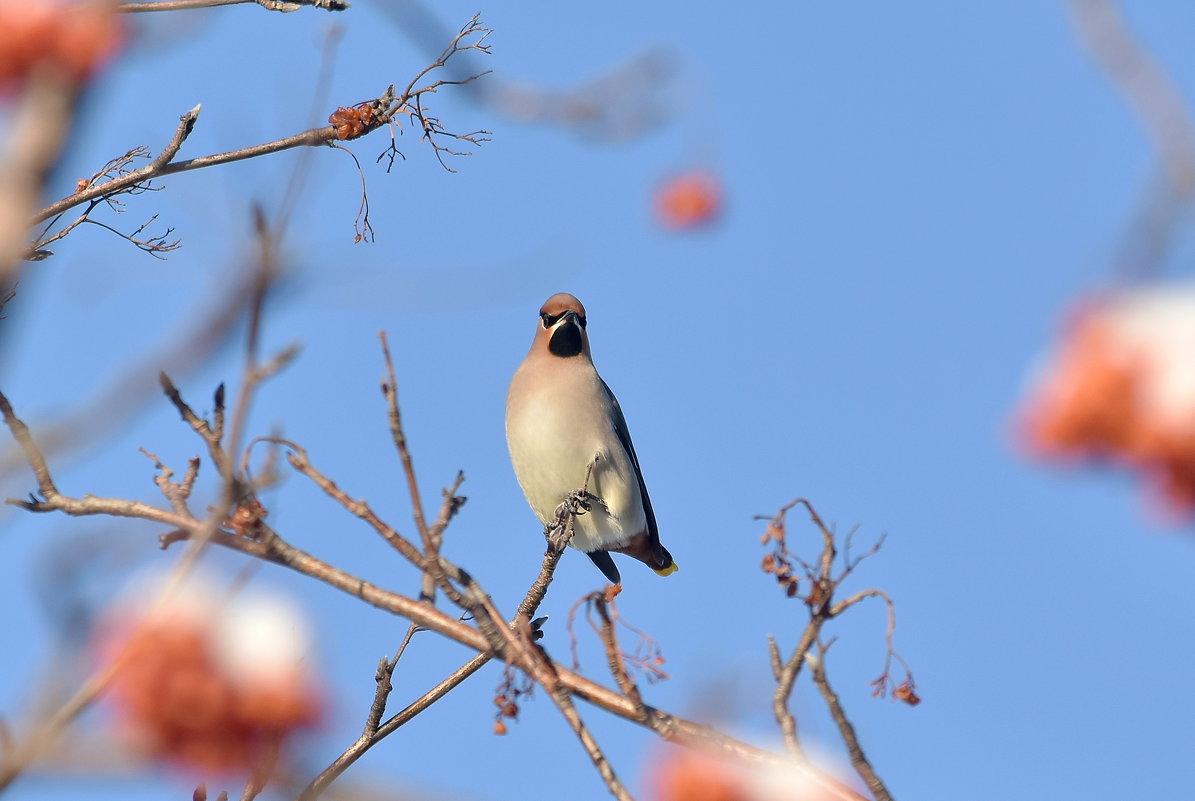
[545,489,608,549]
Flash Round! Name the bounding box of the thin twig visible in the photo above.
[0,227,288,790]
[160,371,231,477]
[0,384,871,801]
[591,590,648,718]
[35,106,199,225]
[0,266,251,485]
[807,644,893,801]
[379,332,436,598]
[375,2,677,143]
[328,144,374,243]
[548,688,635,801]
[32,18,492,233]
[1067,0,1195,277]
[458,570,639,801]
[300,623,418,800]
[303,460,610,799]
[758,497,911,798]
[772,618,819,760]
[119,0,348,12]
[299,650,487,800]
[278,443,419,564]
[1068,0,1195,191]
[63,468,869,799]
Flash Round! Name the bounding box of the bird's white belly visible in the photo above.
[507,391,645,552]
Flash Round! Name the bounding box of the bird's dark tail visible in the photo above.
[587,550,622,584]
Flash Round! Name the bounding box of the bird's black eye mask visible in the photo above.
[545,313,586,357]
[540,311,587,329]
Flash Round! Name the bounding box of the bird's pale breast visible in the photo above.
[506,364,646,552]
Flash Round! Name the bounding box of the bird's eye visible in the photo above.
[541,311,586,329]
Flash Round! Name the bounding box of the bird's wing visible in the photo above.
[600,379,661,552]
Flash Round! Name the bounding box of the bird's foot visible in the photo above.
[545,489,608,549]
[553,488,605,520]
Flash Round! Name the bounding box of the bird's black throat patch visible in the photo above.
[548,322,584,357]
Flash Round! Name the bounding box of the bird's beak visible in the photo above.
[545,309,587,357]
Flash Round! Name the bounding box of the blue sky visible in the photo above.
[4,2,1195,800]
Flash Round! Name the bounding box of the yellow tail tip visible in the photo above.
[654,562,679,577]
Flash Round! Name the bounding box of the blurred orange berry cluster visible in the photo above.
[328,102,377,140]
[0,0,123,96]
[655,171,722,230]
[1017,285,1195,514]
[96,578,322,777]
[647,747,843,801]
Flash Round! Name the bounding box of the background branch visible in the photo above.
[29,17,491,255]
[808,644,892,801]
[118,0,349,12]
[1,382,872,800]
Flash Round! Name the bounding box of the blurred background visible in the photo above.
[2,1,1195,799]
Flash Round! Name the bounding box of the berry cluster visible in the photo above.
[0,1,122,95]
[759,520,800,598]
[328,102,377,140]
[1019,286,1195,515]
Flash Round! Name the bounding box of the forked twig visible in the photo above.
[119,0,348,12]
[758,498,912,798]
[808,643,892,801]
[30,18,492,255]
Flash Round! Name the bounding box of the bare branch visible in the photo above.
[408,93,492,172]
[328,144,374,243]
[119,0,348,12]
[27,146,180,260]
[548,687,635,801]
[79,214,180,258]
[0,265,253,490]
[515,529,572,624]
[0,71,80,284]
[376,2,677,143]
[304,455,644,798]
[772,618,819,760]
[31,18,491,246]
[379,331,436,591]
[269,441,420,559]
[392,15,493,172]
[758,496,914,792]
[1,377,870,801]
[300,622,420,800]
[1067,0,1195,277]
[0,234,288,790]
[1068,0,1195,191]
[299,650,490,800]
[807,645,893,801]
[35,106,200,226]
[159,371,232,478]
[454,572,638,801]
[0,391,60,500]
[140,447,196,519]
[591,588,648,716]
[397,14,493,103]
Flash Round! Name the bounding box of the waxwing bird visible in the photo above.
[506,292,677,584]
